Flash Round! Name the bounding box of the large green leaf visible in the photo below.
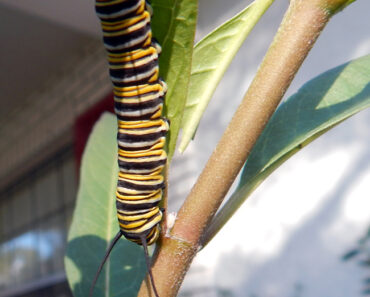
[65,113,146,297]
[151,0,198,160]
[203,54,370,246]
[179,0,275,152]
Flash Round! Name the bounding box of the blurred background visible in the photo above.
[0,0,369,297]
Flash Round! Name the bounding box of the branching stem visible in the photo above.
[138,0,356,296]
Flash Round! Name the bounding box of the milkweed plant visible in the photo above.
[65,0,370,296]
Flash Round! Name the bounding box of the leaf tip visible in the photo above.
[178,139,189,153]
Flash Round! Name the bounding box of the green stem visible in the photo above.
[138,0,356,296]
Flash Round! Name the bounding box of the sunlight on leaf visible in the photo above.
[179,0,275,152]
[204,54,370,246]
[151,0,198,160]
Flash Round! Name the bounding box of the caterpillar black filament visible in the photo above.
[90,0,168,296]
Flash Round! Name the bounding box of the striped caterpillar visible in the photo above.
[90,1,168,296]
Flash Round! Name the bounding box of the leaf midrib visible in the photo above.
[104,140,118,297]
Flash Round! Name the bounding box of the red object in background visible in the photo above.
[74,93,114,170]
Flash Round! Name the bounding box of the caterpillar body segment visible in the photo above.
[90,1,167,296]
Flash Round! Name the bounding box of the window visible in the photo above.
[0,147,76,297]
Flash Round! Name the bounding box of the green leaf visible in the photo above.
[179,0,275,152]
[151,0,198,160]
[342,249,360,261]
[203,54,370,246]
[65,113,146,297]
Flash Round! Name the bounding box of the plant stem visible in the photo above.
[138,0,355,296]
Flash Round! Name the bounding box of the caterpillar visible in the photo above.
[89,0,168,296]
